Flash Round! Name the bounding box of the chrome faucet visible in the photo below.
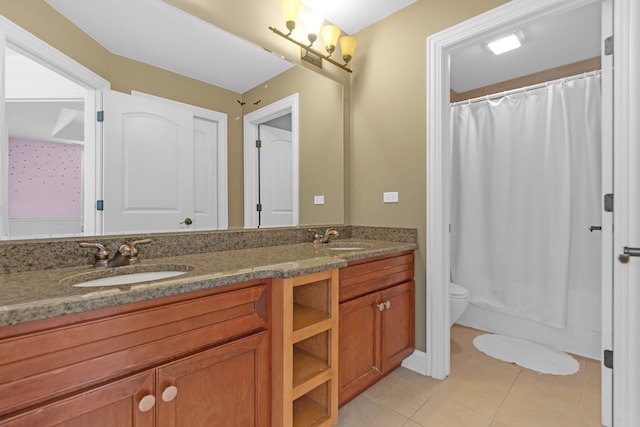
[128,239,152,264]
[106,244,132,268]
[79,242,109,268]
[308,228,340,244]
[80,239,152,268]
[321,228,339,243]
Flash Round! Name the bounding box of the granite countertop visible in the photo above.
[0,239,417,327]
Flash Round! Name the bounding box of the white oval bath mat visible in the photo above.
[472,334,579,375]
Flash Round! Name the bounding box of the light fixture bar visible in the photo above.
[269,26,353,73]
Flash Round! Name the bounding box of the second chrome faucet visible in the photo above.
[309,228,340,245]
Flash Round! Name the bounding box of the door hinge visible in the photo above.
[604,193,613,212]
[604,36,613,56]
[256,203,262,212]
[256,139,262,148]
[604,349,613,369]
[96,200,104,211]
[97,111,104,122]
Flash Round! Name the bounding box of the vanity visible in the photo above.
[0,226,416,426]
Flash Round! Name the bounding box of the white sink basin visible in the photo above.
[72,271,188,287]
[62,264,195,288]
[325,242,373,251]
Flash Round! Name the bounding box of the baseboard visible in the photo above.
[401,350,428,375]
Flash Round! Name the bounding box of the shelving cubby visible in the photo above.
[273,269,339,427]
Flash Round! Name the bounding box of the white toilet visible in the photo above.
[449,283,470,326]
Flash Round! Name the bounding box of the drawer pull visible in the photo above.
[138,394,156,412]
[162,385,178,402]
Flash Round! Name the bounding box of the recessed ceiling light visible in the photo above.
[487,33,522,55]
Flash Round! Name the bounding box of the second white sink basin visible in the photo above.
[72,271,188,287]
[325,242,373,251]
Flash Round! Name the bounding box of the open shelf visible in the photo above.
[293,380,332,427]
[273,269,339,426]
[293,303,330,330]
[293,347,330,391]
[293,395,330,427]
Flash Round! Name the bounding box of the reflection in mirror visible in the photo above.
[5,47,87,238]
[244,95,298,229]
[0,4,344,240]
[243,66,344,228]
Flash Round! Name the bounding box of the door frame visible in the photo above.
[0,16,109,238]
[611,0,640,425]
[426,0,638,425]
[425,0,603,379]
[243,93,299,228]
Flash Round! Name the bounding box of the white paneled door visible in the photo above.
[102,90,194,234]
[192,117,219,231]
[258,125,294,227]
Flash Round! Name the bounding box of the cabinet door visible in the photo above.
[0,371,155,427]
[338,291,381,407]
[157,331,270,427]
[380,281,415,373]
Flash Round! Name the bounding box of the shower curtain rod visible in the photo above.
[451,69,602,107]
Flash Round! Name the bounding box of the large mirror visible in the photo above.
[0,0,344,240]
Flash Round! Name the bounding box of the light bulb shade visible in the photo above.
[339,36,357,63]
[281,0,301,33]
[321,25,341,55]
[303,11,324,44]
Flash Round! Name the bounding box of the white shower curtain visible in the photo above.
[450,73,602,329]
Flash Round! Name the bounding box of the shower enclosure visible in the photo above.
[449,72,602,359]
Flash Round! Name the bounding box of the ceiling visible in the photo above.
[44,0,417,94]
[450,2,601,93]
[43,0,602,95]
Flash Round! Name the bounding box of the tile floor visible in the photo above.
[336,325,602,427]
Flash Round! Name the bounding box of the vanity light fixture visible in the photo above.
[269,0,357,73]
[487,31,523,55]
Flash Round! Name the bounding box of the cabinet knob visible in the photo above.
[162,385,178,402]
[138,394,156,412]
[377,303,385,311]
[384,300,391,309]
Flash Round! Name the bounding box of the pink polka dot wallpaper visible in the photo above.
[8,138,83,217]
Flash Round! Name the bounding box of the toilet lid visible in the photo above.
[449,283,469,298]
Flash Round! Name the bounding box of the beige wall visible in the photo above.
[348,0,508,351]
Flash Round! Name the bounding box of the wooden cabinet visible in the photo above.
[158,331,270,427]
[0,281,270,427]
[272,269,339,427]
[338,252,414,407]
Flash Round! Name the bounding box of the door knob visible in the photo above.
[180,217,193,225]
[620,246,640,263]
[623,247,640,256]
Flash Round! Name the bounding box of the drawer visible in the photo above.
[0,282,269,416]
[339,252,414,302]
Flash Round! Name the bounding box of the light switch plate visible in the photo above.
[383,192,399,203]
[314,195,325,205]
